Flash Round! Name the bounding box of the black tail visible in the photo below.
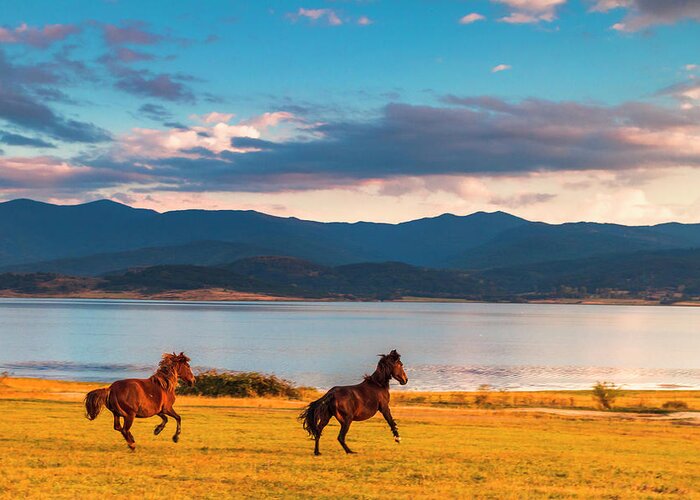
[298,392,334,439]
[84,387,109,420]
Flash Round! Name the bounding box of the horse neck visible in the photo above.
[367,366,391,389]
[150,364,178,391]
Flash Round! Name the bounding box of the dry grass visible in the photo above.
[392,388,700,412]
[0,378,699,498]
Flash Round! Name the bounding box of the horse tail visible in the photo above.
[84,387,110,420]
[298,391,335,439]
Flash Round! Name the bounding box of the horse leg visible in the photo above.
[380,405,401,443]
[164,408,181,443]
[112,411,122,432]
[154,413,168,436]
[121,413,136,451]
[314,410,332,456]
[337,418,355,454]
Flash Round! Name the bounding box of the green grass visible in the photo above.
[0,397,699,499]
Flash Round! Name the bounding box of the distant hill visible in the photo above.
[451,222,689,269]
[0,199,527,270]
[1,199,700,277]
[1,250,700,303]
[227,256,492,299]
[483,248,700,296]
[0,241,274,276]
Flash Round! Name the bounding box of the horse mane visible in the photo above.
[150,352,189,391]
[364,351,400,388]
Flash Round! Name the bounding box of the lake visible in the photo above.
[1,298,699,391]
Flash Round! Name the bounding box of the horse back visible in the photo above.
[108,378,170,418]
[330,382,385,421]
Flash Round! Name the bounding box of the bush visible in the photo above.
[662,400,689,410]
[592,381,622,410]
[474,384,492,408]
[177,370,302,399]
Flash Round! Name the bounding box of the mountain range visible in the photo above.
[2,198,700,277]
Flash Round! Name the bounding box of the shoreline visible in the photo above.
[0,289,699,307]
[3,376,700,399]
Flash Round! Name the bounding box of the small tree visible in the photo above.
[474,384,492,408]
[592,381,621,410]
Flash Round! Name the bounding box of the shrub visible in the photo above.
[177,370,302,399]
[592,381,622,410]
[662,400,689,410]
[474,384,492,408]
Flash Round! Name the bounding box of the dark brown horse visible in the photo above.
[299,349,408,455]
[84,352,195,450]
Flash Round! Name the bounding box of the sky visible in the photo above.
[1,0,700,224]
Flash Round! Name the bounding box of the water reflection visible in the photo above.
[0,298,698,390]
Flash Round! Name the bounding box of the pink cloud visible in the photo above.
[0,23,80,48]
[101,21,162,45]
[119,111,300,159]
[195,112,235,124]
[492,64,512,73]
[459,13,486,24]
[288,8,343,26]
[0,156,142,190]
[494,0,567,24]
[357,16,374,26]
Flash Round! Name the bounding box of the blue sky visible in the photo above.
[1,1,700,223]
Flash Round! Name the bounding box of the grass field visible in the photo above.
[0,379,699,499]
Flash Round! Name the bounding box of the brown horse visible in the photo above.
[84,352,195,450]
[299,349,408,455]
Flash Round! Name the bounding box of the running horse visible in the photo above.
[84,352,195,450]
[299,349,408,455]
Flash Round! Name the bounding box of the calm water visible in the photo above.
[1,298,699,391]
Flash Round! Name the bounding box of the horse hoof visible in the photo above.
[172,435,179,443]
[128,444,136,451]
[395,437,401,444]
[154,427,162,436]
[314,452,321,456]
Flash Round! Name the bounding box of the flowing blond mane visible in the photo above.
[150,352,190,391]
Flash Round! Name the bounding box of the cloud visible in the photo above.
[489,192,557,207]
[138,103,172,121]
[0,155,140,191]
[0,23,80,48]
[112,110,298,160]
[0,132,55,148]
[492,64,512,73]
[590,0,700,31]
[100,47,156,64]
[0,84,112,142]
[459,13,486,25]
[357,16,374,26]
[195,112,235,124]
[100,20,163,45]
[657,80,700,109]
[61,96,700,196]
[0,51,111,143]
[96,42,197,103]
[493,0,567,24]
[115,70,195,103]
[288,8,343,26]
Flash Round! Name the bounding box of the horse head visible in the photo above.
[382,349,408,385]
[164,352,196,387]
